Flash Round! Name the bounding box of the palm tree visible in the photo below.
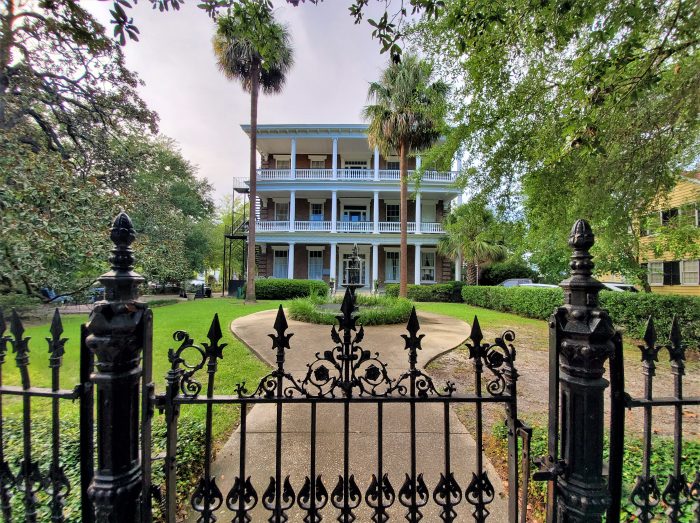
[363,55,448,297]
[439,199,508,285]
[213,0,293,303]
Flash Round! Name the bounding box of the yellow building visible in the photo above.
[640,172,700,296]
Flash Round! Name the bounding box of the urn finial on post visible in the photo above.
[86,210,148,522]
[546,219,616,522]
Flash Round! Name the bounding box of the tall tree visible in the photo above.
[213,0,293,302]
[438,198,508,285]
[0,0,157,177]
[363,54,448,297]
[413,0,700,285]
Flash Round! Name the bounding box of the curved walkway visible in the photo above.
[200,309,508,522]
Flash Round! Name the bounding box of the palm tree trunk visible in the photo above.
[466,261,477,286]
[399,141,408,298]
[245,62,260,303]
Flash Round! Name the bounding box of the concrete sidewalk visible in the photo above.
[192,309,509,522]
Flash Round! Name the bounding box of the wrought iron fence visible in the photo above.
[0,309,94,523]
[154,288,531,522]
[0,212,697,522]
[607,317,700,522]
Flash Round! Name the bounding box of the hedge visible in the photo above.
[384,281,465,302]
[254,278,328,300]
[460,286,700,346]
[288,295,413,325]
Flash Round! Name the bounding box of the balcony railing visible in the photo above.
[255,169,457,183]
[255,221,444,234]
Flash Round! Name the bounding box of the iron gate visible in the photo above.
[153,289,530,522]
[0,212,698,522]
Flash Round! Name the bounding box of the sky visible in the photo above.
[87,1,390,201]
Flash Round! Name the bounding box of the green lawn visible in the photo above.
[3,298,283,439]
[412,301,545,329]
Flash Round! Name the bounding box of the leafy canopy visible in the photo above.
[413,0,700,283]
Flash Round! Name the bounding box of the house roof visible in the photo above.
[240,124,369,138]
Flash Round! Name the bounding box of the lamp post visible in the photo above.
[342,244,362,297]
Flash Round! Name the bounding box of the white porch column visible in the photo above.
[289,190,296,232]
[290,138,297,179]
[374,145,380,181]
[332,138,338,180]
[330,242,337,288]
[331,190,338,233]
[373,191,379,233]
[414,244,421,285]
[455,253,462,282]
[456,155,463,205]
[288,242,295,279]
[416,155,422,170]
[372,244,379,292]
[415,193,422,234]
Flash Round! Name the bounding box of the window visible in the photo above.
[640,213,660,236]
[386,161,400,170]
[385,251,400,282]
[386,204,399,222]
[308,250,324,280]
[342,205,368,222]
[275,158,291,169]
[663,261,681,286]
[310,203,324,221]
[274,202,289,221]
[421,201,436,222]
[661,208,679,226]
[420,251,436,282]
[679,204,699,227]
[273,249,288,279]
[310,160,326,169]
[681,260,699,285]
[647,262,663,285]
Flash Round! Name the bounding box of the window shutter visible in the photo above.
[664,261,681,285]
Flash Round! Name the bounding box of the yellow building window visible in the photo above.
[681,260,699,285]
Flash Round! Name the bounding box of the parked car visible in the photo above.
[601,282,638,292]
[519,283,560,289]
[498,278,533,287]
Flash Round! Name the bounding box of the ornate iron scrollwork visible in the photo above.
[433,472,462,521]
[365,473,395,523]
[297,474,328,523]
[262,475,295,522]
[398,473,429,521]
[226,476,258,523]
[465,471,495,521]
[191,476,224,522]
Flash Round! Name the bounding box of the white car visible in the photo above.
[519,283,560,289]
[601,282,638,292]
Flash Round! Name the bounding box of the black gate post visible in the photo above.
[550,220,616,522]
[86,211,147,522]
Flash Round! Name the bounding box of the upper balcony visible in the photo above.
[256,168,457,183]
[240,124,463,191]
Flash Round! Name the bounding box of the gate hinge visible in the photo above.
[533,454,566,482]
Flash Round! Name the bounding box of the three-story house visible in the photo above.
[240,124,463,291]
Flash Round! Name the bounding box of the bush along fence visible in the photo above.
[0,213,698,522]
[461,285,700,347]
[254,278,329,300]
[385,281,465,302]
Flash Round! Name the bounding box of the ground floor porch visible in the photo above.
[257,242,461,291]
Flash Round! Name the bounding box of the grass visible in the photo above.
[3,298,283,440]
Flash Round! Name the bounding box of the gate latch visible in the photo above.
[533,454,566,482]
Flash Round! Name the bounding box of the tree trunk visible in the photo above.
[466,261,477,286]
[245,63,259,303]
[0,0,15,130]
[399,141,408,298]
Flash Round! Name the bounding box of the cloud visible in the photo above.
[86,1,388,200]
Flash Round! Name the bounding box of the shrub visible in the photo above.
[255,279,328,300]
[461,286,700,346]
[384,281,464,302]
[288,295,413,325]
[2,416,205,522]
[480,259,537,286]
[0,293,41,317]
